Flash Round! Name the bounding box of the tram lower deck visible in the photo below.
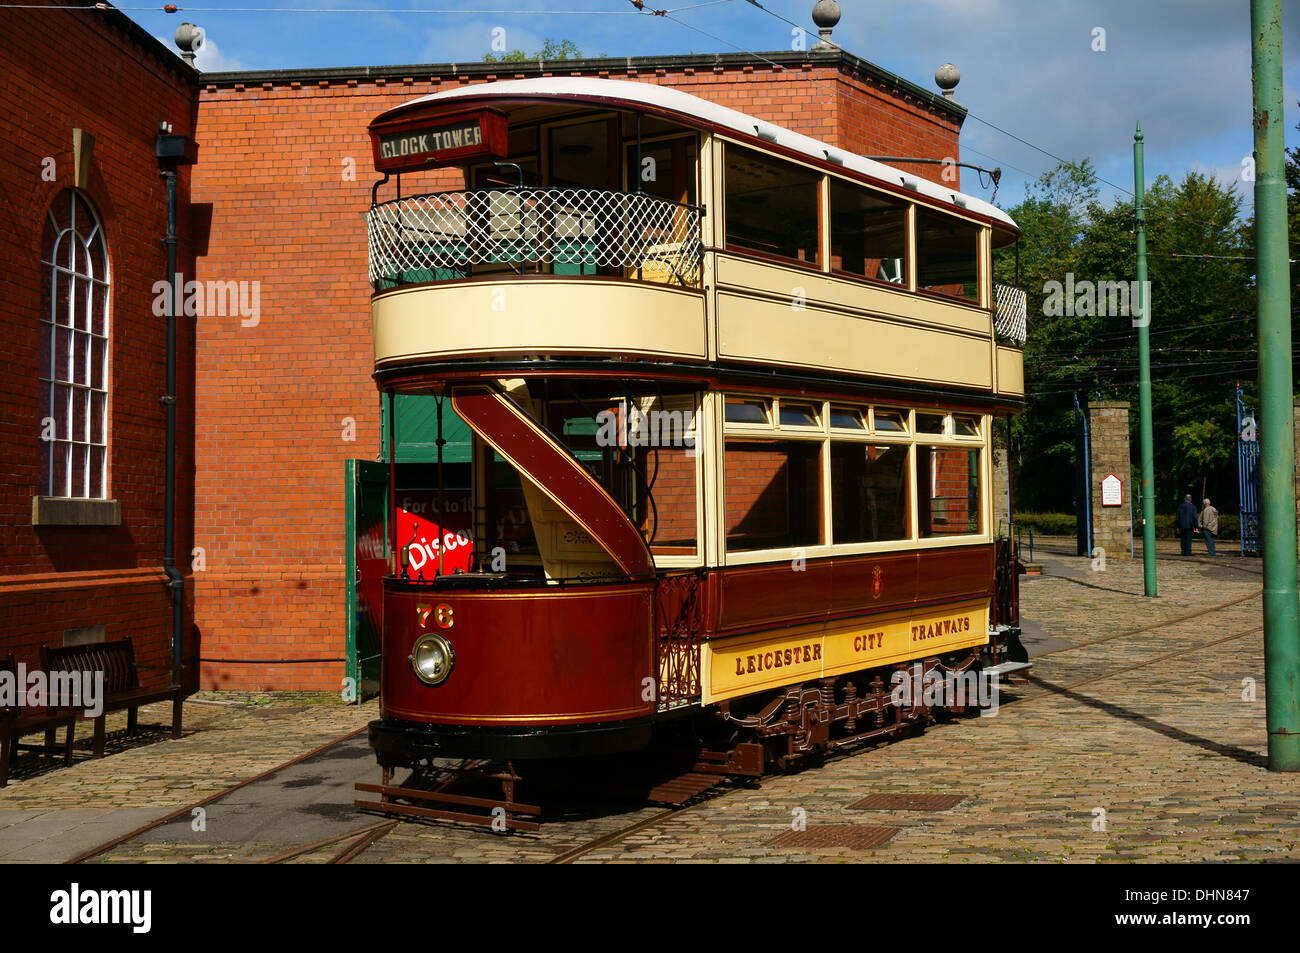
[369,374,1020,768]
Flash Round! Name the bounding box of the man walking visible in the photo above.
[1176,494,1198,556]
[1199,498,1219,556]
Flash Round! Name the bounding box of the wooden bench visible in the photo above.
[0,654,80,788]
[40,638,183,759]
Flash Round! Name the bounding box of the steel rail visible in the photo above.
[64,725,369,865]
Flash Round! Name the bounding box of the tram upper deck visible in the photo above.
[365,78,1025,400]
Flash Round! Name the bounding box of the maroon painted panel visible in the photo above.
[451,389,654,577]
[715,559,833,636]
[713,544,991,638]
[381,580,654,725]
[828,551,919,617]
[916,545,994,601]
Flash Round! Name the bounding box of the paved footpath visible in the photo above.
[3,540,1297,863]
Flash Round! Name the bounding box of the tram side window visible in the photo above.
[917,446,981,537]
[831,443,910,544]
[724,146,820,266]
[640,395,699,556]
[828,179,908,283]
[916,209,980,303]
[724,439,822,551]
[547,397,699,556]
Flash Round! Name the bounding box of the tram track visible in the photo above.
[65,725,368,865]
[1031,589,1262,658]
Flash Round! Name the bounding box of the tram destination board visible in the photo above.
[370,107,507,172]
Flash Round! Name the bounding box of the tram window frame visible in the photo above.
[775,399,822,431]
[722,437,825,554]
[622,132,699,207]
[827,176,910,287]
[545,114,620,191]
[722,143,823,269]
[724,396,773,428]
[829,405,867,431]
[829,440,912,545]
[915,207,982,304]
[869,407,910,435]
[952,414,982,438]
[915,412,948,437]
[633,392,703,564]
[915,443,983,539]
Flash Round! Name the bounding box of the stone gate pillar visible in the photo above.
[1089,400,1132,559]
[992,442,1010,536]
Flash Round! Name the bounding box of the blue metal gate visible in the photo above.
[1073,394,1092,557]
[1236,386,1260,556]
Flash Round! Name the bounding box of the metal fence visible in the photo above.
[367,187,704,289]
[994,282,1028,346]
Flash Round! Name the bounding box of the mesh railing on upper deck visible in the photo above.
[367,187,703,289]
[994,283,1028,346]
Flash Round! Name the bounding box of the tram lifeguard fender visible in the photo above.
[449,387,655,578]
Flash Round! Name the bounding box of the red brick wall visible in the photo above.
[191,61,961,689]
[648,446,697,551]
[0,3,197,687]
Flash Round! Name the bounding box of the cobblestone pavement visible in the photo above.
[5,540,1297,863]
[0,693,373,862]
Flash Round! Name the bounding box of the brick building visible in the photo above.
[3,2,969,692]
[0,3,198,693]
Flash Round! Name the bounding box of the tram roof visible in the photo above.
[373,77,1016,232]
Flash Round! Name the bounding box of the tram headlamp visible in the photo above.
[409,633,455,686]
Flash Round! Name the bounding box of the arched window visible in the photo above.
[39,190,109,499]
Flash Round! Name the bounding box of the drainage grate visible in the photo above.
[849,793,966,812]
[764,825,899,850]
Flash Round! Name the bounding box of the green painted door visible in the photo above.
[345,459,387,701]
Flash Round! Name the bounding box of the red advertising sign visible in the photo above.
[395,489,474,577]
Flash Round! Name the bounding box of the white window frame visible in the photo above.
[40,190,110,500]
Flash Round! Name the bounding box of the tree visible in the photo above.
[483,38,582,63]
[997,161,1256,514]
[1172,419,1233,500]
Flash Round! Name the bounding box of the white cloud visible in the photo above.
[155,32,246,72]
[194,36,246,73]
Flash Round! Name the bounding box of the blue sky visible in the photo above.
[122,0,1298,216]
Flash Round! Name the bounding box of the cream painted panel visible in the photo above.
[373,279,707,365]
[714,254,992,337]
[716,292,994,389]
[997,346,1025,397]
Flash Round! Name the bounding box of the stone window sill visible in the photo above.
[31,497,121,526]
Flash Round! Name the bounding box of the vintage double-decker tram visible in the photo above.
[356,78,1028,826]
